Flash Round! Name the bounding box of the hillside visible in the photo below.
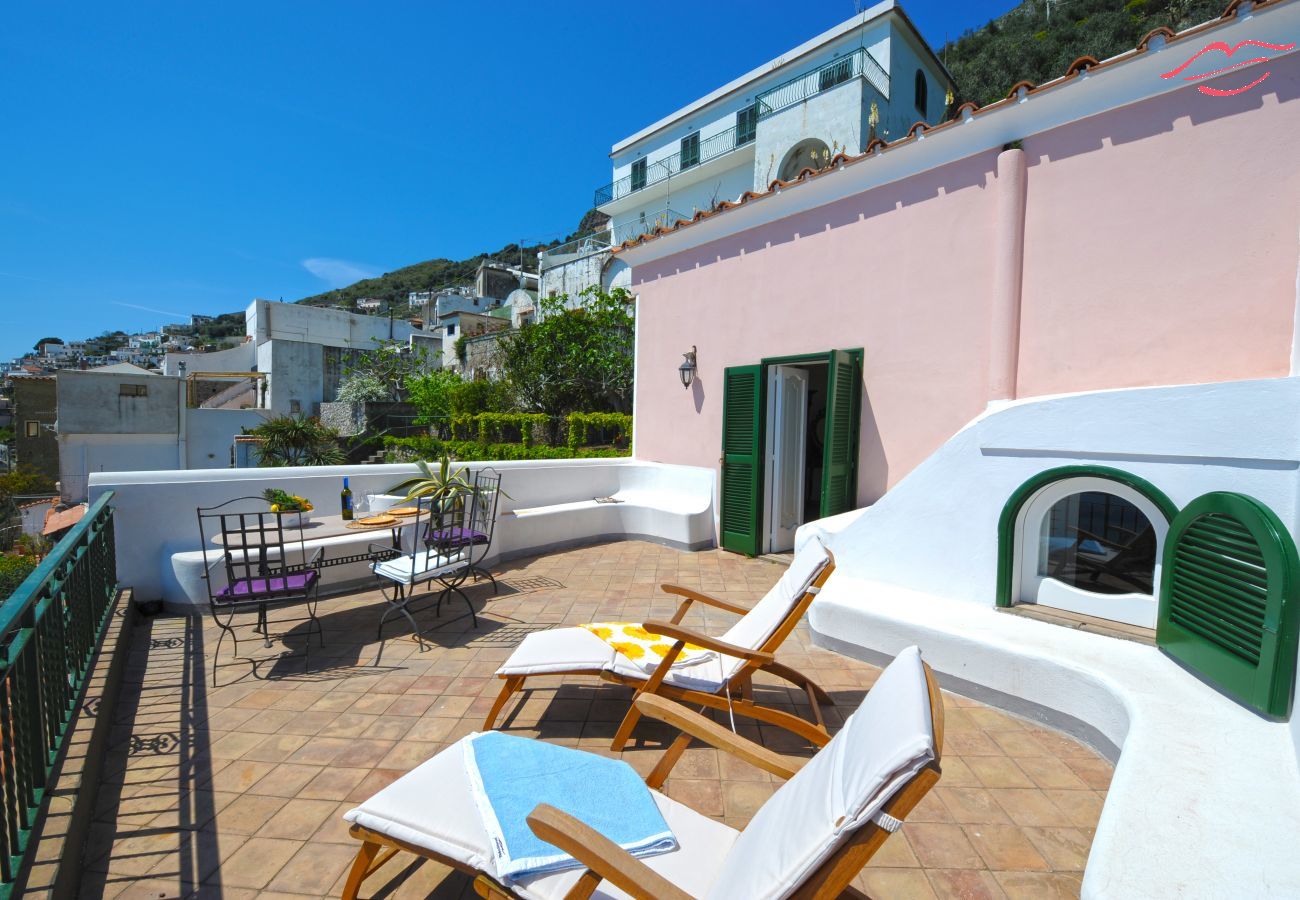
[296,209,608,310]
[940,0,1231,107]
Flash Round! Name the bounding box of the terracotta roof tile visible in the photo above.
[613,0,1288,254]
[1138,26,1177,50]
[43,504,86,536]
[1065,55,1101,76]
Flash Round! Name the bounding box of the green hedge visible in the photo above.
[566,412,632,450]
[0,555,39,600]
[383,435,630,463]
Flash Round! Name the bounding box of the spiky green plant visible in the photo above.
[250,415,346,467]
[387,456,474,506]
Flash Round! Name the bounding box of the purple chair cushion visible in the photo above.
[218,570,318,598]
[423,526,489,547]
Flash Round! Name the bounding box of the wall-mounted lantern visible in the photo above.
[678,346,697,389]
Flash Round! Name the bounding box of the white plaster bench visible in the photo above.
[805,574,1300,899]
[492,462,715,561]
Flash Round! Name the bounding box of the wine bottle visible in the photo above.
[341,476,354,521]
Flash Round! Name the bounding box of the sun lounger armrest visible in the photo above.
[525,804,694,900]
[634,694,805,781]
[660,584,749,622]
[641,620,775,665]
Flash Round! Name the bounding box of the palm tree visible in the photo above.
[249,416,345,467]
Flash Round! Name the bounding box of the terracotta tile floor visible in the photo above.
[84,541,1112,899]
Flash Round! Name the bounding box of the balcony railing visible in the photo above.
[0,492,117,896]
[756,47,889,120]
[594,124,754,207]
[539,231,614,266]
[540,208,692,266]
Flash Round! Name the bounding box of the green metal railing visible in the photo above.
[0,492,117,896]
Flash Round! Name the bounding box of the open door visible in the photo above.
[819,349,860,518]
[720,365,763,555]
[765,366,809,553]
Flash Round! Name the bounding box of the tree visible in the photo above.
[335,372,391,403]
[342,339,432,401]
[247,416,345,467]
[34,337,63,351]
[407,369,463,424]
[496,287,634,417]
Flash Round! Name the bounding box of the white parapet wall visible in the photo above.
[796,377,1300,898]
[89,458,715,610]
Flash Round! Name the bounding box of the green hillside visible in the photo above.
[940,0,1231,107]
[295,209,607,310]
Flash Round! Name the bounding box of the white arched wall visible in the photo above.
[796,376,1300,898]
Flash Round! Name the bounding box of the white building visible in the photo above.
[599,0,952,243]
[246,299,418,414]
[541,0,953,301]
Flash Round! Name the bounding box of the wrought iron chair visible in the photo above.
[425,468,503,593]
[369,496,475,647]
[197,497,324,685]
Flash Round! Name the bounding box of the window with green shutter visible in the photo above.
[1157,492,1300,719]
[720,365,763,556]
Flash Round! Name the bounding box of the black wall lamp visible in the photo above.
[678,346,697,389]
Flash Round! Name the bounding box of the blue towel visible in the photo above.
[463,731,677,882]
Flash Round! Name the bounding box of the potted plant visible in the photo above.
[262,488,315,527]
[387,456,474,511]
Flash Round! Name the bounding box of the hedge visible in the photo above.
[566,412,632,450]
[383,435,631,463]
[0,555,39,600]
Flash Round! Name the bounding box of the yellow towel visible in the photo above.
[581,622,714,668]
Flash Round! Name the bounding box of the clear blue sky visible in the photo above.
[0,0,1013,360]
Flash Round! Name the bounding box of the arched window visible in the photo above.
[914,69,928,116]
[997,467,1178,629]
[777,138,830,182]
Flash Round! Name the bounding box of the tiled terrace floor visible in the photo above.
[86,541,1112,899]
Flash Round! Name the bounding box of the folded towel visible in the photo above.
[580,621,717,672]
[463,731,676,882]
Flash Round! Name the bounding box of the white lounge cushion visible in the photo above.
[718,541,830,652]
[705,646,935,900]
[499,628,738,692]
[497,627,618,677]
[343,735,739,900]
[495,541,831,686]
[372,549,468,585]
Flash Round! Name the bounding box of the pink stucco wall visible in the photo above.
[1017,54,1300,396]
[632,56,1300,507]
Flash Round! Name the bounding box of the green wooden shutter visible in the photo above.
[819,350,860,518]
[1157,492,1300,718]
[720,365,763,556]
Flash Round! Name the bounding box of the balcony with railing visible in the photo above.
[594,124,754,208]
[539,208,692,267]
[755,46,889,120]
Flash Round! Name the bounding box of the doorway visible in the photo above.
[720,349,861,556]
[762,362,828,553]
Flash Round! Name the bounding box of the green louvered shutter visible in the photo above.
[1157,492,1300,718]
[819,350,861,518]
[720,365,763,556]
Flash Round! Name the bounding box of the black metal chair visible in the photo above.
[197,497,324,685]
[425,468,503,593]
[370,496,475,647]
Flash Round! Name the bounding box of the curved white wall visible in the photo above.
[796,377,1300,898]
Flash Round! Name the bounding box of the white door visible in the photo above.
[764,366,808,553]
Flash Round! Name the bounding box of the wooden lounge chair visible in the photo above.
[341,645,943,900]
[483,543,837,750]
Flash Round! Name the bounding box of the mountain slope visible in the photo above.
[296,210,607,310]
[940,0,1232,107]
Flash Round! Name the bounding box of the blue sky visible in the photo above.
[0,0,1013,360]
